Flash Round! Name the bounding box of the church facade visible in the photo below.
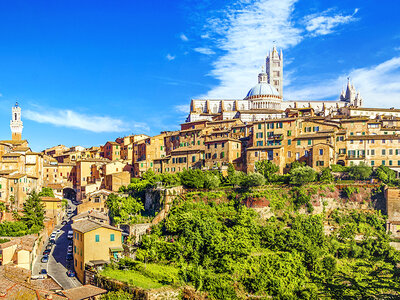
[187,46,362,123]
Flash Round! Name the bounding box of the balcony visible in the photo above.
[347,155,365,159]
[267,134,283,140]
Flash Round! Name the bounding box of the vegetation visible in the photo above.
[101,290,133,300]
[21,192,45,233]
[134,200,399,299]
[38,187,55,198]
[349,162,373,180]
[375,165,396,184]
[289,166,317,185]
[106,194,144,225]
[319,168,334,183]
[0,238,10,244]
[255,160,279,182]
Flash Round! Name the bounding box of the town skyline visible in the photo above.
[0,0,399,151]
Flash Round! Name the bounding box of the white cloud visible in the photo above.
[174,104,189,114]
[303,8,358,37]
[200,0,302,99]
[194,47,215,55]
[24,108,148,133]
[166,54,176,61]
[285,57,400,108]
[180,33,189,41]
[197,0,359,100]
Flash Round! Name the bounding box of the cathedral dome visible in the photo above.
[245,82,280,99]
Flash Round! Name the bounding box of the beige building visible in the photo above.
[71,219,123,283]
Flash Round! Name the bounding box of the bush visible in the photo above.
[331,164,348,172]
[179,169,205,189]
[204,172,221,189]
[241,172,265,188]
[255,160,279,182]
[348,162,372,180]
[342,186,360,198]
[375,165,396,184]
[289,166,317,185]
[319,168,334,183]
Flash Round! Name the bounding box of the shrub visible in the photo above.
[289,166,317,185]
[241,172,265,188]
[375,165,396,184]
[331,164,348,172]
[179,169,205,189]
[342,186,360,198]
[319,168,334,183]
[348,162,372,180]
[204,172,221,189]
[255,160,279,182]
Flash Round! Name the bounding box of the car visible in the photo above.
[67,270,75,277]
[67,231,73,239]
[45,244,53,250]
[66,253,73,261]
[43,249,50,255]
[67,245,73,253]
[68,240,73,246]
[39,269,47,275]
[56,229,61,234]
[61,220,67,225]
[41,255,49,263]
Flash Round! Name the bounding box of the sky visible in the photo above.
[0,0,399,151]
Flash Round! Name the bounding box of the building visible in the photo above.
[187,47,362,123]
[71,219,123,283]
[77,189,112,214]
[10,102,23,141]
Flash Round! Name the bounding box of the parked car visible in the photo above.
[61,220,67,225]
[67,245,73,253]
[45,244,52,250]
[41,255,49,263]
[40,269,47,275]
[68,240,73,246]
[56,229,61,234]
[67,270,75,277]
[66,253,73,261]
[67,231,73,240]
[43,249,50,255]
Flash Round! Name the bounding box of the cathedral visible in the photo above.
[187,46,363,123]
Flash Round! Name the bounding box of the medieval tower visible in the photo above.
[10,102,23,141]
[266,46,283,99]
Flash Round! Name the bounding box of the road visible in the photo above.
[33,198,81,290]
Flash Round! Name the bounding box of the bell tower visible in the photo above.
[266,46,283,98]
[10,102,23,141]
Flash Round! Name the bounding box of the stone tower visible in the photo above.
[10,102,23,141]
[266,46,283,98]
[340,79,363,107]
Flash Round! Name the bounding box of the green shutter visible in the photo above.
[95,235,100,242]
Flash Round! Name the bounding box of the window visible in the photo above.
[288,139,291,145]
[319,149,324,155]
[110,234,115,241]
[389,149,393,155]
[382,149,386,155]
[95,235,100,242]
[382,160,386,166]
[390,160,393,166]
[371,150,375,155]
[221,152,225,158]
[288,151,291,158]
[296,152,300,160]
[371,161,375,166]
[258,124,261,129]
[297,140,301,146]
[287,130,292,136]
[308,139,312,145]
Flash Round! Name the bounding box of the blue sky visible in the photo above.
[0,0,399,151]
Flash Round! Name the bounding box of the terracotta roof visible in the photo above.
[0,140,28,145]
[295,133,334,139]
[12,146,30,152]
[71,219,121,234]
[346,134,399,140]
[238,109,284,114]
[2,153,23,157]
[6,173,26,179]
[106,141,119,145]
[171,146,205,154]
[41,197,62,202]
[72,210,109,222]
[0,169,16,175]
[204,138,240,143]
[349,107,400,113]
[46,183,64,189]
[60,285,107,300]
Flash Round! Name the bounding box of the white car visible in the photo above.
[67,245,73,253]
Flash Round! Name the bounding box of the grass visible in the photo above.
[100,263,181,290]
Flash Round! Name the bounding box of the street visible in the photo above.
[32,198,81,289]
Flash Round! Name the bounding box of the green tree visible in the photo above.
[241,172,265,188]
[106,194,144,224]
[375,165,396,184]
[348,162,373,180]
[319,168,334,183]
[255,160,279,182]
[101,290,132,300]
[21,191,45,232]
[289,166,317,185]
[204,172,220,189]
[38,187,55,197]
[179,169,205,189]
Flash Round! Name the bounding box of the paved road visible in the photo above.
[33,199,81,289]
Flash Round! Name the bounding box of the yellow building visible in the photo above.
[71,219,123,283]
[41,196,64,223]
